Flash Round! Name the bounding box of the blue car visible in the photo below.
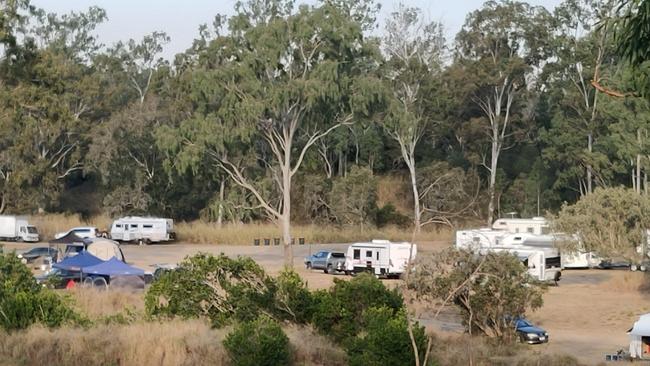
[515,318,549,344]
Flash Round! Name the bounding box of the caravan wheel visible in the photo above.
[138,239,144,246]
[631,264,638,272]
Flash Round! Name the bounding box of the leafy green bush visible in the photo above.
[223,315,291,366]
[346,307,427,366]
[311,273,404,340]
[274,269,313,323]
[374,203,411,228]
[0,253,79,330]
[145,253,276,326]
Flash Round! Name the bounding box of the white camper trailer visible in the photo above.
[345,240,416,277]
[110,217,175,244]
[492,217,550,235]
[0,215,39,242]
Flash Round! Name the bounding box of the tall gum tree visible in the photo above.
[381,5,445,233]
[160,0,382,266]
[455,0,552,225]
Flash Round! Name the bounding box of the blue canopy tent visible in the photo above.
[53,251,104,271]
[81,257,144,276]
[82,257,145,289]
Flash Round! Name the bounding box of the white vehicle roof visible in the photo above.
[349,239,412,248]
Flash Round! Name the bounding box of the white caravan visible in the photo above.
[345,239,416,277]
[109,217,175,244]
[492,217,599,269]
[487,246,562,283]
[0,215,39,242]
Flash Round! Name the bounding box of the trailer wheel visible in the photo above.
[138,239,144,246]
[631,264,638,272]
[641,265,647,272]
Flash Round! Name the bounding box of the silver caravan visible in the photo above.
[345,239,416,277]
[110,217,175,244]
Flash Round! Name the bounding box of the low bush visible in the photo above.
[0,253,80,330]
[274,269,314,323]
[223,315,291,366]
[311,273,404,340]
[145,253,276,326]
[374,203,411,228]
[346,306,428,366]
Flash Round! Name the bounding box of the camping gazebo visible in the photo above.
[629,313,650,359]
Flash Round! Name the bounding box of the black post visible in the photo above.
[264,238,270,246]
[253,239,260,246]
[299,238,305,245]
[274,238,280,246]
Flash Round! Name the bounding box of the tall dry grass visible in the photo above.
[0,321,347,366]
[0,319,228,366]
[27,213,453,245]
[68,288,144,319]
[175,221,453,245]
[29,213,112,240]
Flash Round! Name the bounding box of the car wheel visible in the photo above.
[631,264,638,271]
[305,262,311,269]
[326,265,334,274]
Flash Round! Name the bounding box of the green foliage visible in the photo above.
[223,315,291,366]
[330,166,378,227]
[553,187,650,260]
[346,307,427,366]
[409,249,545,340]
[145,253,276,327]
[274,269,313,323]
[0,253,79,330]
[374,203,410,228]
[311,273,404,341]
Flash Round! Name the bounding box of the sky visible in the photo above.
[32,0,565,60]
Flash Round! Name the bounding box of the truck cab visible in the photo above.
[18,225,39,242]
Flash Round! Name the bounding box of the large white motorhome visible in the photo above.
[0,215,39,242]
[109,217,175,244]
[344,239,416,277]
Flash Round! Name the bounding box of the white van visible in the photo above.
[0,215,39,242]
[344,239,416,277]
[109,217,175,244]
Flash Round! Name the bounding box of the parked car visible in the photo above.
[54,226,99,240]
[17,247,58,264]
[515,318,549,344]
[304,250,346,274]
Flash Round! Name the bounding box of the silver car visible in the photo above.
[304,250,346,274]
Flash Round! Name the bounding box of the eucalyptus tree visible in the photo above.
[455,0,552,225]
[541,0,619,197]
[160,0,382,266]
[381,4,445,233]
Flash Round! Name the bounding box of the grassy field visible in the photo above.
[28,213,453,245]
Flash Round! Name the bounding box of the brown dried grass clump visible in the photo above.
[0,319,228,366]
[67,288,144,319]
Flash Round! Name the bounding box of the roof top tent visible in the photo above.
[110,216,175,245]
[492,217,550,235]
[344,239,416,278]
[630,313,650,360]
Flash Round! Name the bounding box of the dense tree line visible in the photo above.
[0,0,648,234]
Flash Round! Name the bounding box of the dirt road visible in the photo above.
[4,240,650,364]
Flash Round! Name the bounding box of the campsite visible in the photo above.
[3,0,650,364]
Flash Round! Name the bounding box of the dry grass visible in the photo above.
[0,319,229,366]
[27,213,452,245]
[175,221,452,245]
[0,321,348,366]
[67,288,144,319]
[376,174,411,214]
[29,213,112,240]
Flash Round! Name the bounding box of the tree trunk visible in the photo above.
[0,195,5,214]
[587,132,593,194]
[217,179,225,228]
[407,156,421,234]
[637,129,642,194]
[282,162,293,268]
[487,135,499,226]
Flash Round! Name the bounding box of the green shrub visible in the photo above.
[346,307,428,366]
[374,203,410,228]
[274,269,313,323]
[0,253,79,330]
[145,253,276,327]
[311,273,404,340]
[223,315,291,366]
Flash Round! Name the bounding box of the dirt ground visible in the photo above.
[4,240,650,364]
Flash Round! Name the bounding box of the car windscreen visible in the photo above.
[74,229,90,233]
[331,252,345,258]
[27,227,38,234]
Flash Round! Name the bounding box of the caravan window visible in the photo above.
[366,250,372,258]
[115,224,122,228]
[143,224,153,229]
[130,224,138,229]
[541,227,550,234]
[376,252,379,260]
[353,249,360,259]
[527,227,534,233]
